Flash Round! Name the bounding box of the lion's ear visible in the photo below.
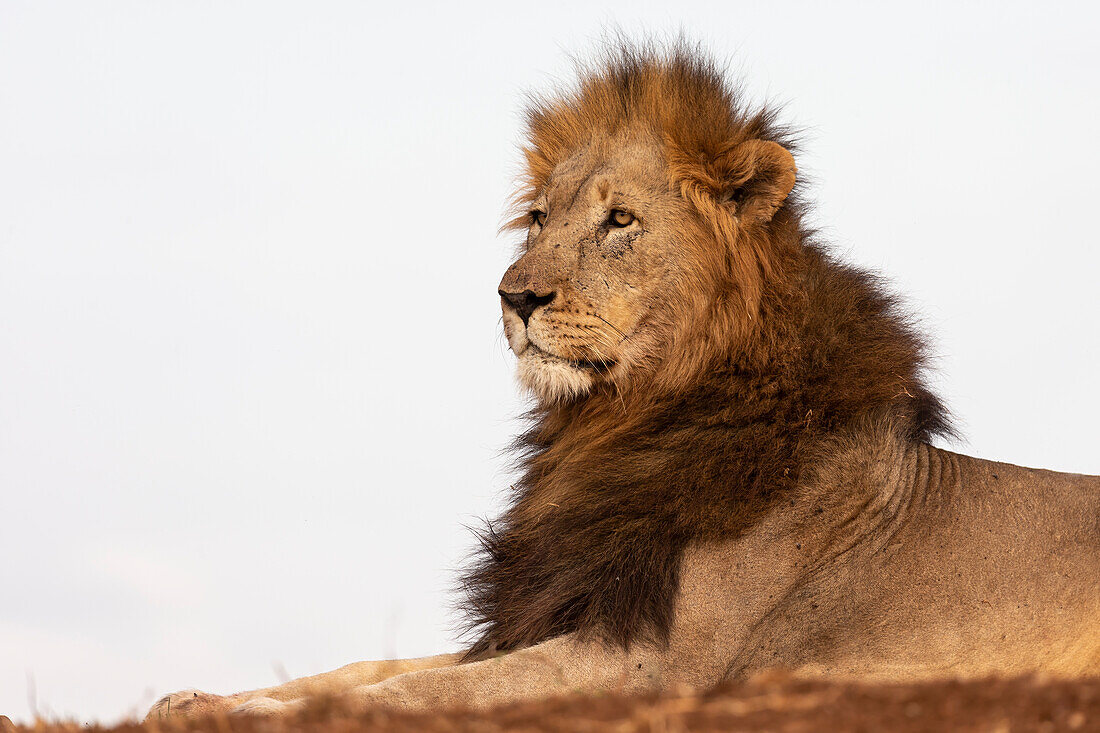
[718,140,796,226]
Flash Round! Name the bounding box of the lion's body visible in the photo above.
[151,439,1099,717]
[683,439,1100,684]
[148,42,1099,720]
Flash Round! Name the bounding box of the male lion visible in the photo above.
[149,43,1100,719]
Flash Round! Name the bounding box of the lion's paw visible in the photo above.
[230,697,305,717]
[145,689,234,720]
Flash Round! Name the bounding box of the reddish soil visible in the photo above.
[4,675,1099,733]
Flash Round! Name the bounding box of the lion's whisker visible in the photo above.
[593,314,629,343]
[590,327,619,356]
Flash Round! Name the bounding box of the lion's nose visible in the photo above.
[499,289,555,327]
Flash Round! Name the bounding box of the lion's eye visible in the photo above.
[609,209,635,227]
[530,210,546,227]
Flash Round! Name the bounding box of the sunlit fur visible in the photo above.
[498,44,804,404]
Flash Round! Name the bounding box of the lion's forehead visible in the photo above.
[543,138,671,213]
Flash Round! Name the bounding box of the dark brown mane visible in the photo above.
[460,42,953,660]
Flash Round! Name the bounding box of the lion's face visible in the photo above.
[498,136,689,403]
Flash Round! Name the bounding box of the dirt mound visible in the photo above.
[4,675,1099,732]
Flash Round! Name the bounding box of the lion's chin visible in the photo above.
[516,346,596,403]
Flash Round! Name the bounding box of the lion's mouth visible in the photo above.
[571,357,616,372]
[525,344,616,373]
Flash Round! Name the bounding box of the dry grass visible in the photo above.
[5,675,1100,733]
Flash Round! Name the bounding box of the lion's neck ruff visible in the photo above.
[462,43,952,659]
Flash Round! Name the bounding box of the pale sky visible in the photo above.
[1,0,1097,724]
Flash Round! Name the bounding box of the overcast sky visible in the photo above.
[1,0,1097,724]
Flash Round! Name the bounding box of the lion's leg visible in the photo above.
[146,653,462,720]
[233,635,665,715]
[246,652,465,701]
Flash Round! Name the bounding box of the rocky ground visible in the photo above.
[3,674,1099,733]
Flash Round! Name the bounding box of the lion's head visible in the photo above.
[498,45,798,403]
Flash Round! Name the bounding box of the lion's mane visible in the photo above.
[460,42,953,659]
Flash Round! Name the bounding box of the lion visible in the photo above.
[148,42,1100,719]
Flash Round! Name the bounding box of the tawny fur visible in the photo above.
[147,41,1099,721]
[465,41,949,658]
